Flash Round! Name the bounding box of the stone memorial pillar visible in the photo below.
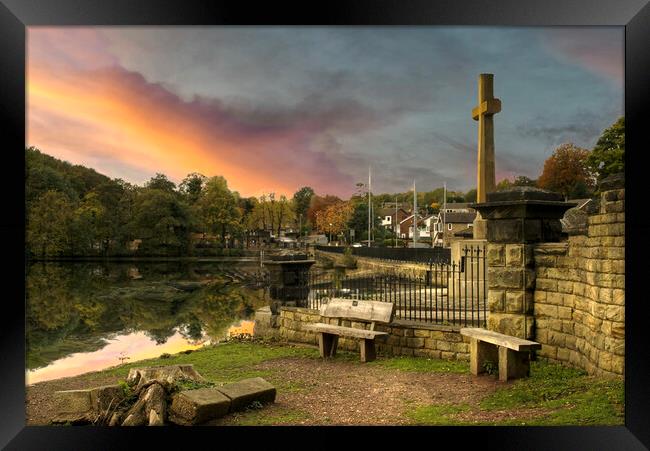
[472,187,575,339]
[263,251,315,312]
[472,73,501,239]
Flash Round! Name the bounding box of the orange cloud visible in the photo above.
[27,30,366,197]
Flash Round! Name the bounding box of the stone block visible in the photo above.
[611,322,624,339]
[487,244,505,266]
[52,389,94,423]
[443,332,463,342]
[557,348,570,362]
[488,268,523,289]
[218,377,276,412]
[605,305,624,322]
[505,291,524,313]
[407,337,425,348]
[488,289,505,312]
[424,338,436,349]
[557,281,573,294]
[436,340,452,351]
[169,388,231,425]
[440,351,455,360]
[505,244,523,266]
[414,329,431,338]
[557,306,572,320]
[535,303,557,318]
[535,255,556,267]
[404,329,415,338]
[487,313,534,339]
[536,278,557,291]
[565,335,576,350]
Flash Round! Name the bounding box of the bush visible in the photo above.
[342,247,357,269]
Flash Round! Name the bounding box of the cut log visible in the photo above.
[126,364,205,393]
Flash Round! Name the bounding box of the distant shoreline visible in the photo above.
[27,256,262,263]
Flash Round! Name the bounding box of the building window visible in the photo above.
[448,223,453,231]
[386,216,391,223]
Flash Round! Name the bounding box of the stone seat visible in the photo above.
[460,327,541,381]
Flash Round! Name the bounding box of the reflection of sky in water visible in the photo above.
[27,320,257,385]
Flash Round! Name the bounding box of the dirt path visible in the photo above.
[212,357,503,425]
[27,356,512,426]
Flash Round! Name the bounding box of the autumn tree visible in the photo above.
[587,116,625,182]
[537,143,595,200]
[307,194,342,226]
[315,201,354,242]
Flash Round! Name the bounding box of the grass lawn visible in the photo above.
[32,340,623,426]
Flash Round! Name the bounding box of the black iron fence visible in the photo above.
[306,245,486,327]
[314,245,451,264]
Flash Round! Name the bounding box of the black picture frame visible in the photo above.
[2,0,649,449]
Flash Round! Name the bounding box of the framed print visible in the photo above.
[1,0,649,448]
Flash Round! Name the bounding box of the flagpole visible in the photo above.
[368,166,371,248]
[413,180,417,248]
[443,181,447,247]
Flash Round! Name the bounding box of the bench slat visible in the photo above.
[320,298,394,323]
[460,328,541,351]
[304,323,388,340]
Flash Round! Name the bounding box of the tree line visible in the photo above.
[25,116,623,256]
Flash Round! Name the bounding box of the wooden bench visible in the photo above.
[303,298,395,362]
[460,328,542,381]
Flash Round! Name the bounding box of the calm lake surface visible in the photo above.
[26,261,268,385]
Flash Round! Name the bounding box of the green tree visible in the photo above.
[587,116,624,182]
[129,189,194,255]
[292,186,314,220]
[146,173,177,193]
[197,176,241,245]
[179,173,207,204]
[513,176,536,187]
[27,191,75,257]
[464,188,477,203]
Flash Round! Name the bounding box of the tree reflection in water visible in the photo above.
[26,261,267,371]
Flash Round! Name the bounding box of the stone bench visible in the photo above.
[460,327,541,381]
[304,298,395,362]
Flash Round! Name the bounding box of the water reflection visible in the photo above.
[26,261,267,384]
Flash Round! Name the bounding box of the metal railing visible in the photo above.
[307,245,486,327]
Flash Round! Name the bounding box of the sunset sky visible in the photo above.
[27,27,623,198]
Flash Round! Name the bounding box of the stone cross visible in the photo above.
[472,73,501,203]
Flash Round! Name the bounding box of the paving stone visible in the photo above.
[217,377,277,412]
[168,388,231,425]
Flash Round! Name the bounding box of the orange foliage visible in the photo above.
[537,143,595,198]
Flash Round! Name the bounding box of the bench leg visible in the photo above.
[498,346,531,381]
[470,338,499,376]
[360,339,376,363]
[318,333,338,358]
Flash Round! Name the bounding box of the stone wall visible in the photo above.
[278,306,470,360]
[532,187,625,377]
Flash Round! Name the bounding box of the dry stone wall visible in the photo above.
[278,307,470,360]
[532,187,625,377]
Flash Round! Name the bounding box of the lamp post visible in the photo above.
[329,223,333,245]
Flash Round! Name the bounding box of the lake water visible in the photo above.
[26,261,268,385]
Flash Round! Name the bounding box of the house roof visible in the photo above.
[454,227,474,237]
[377,207,409,217]
[444,202,471,210]
[441,212,477,223]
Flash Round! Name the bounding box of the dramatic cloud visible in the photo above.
[27,27,624,197]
